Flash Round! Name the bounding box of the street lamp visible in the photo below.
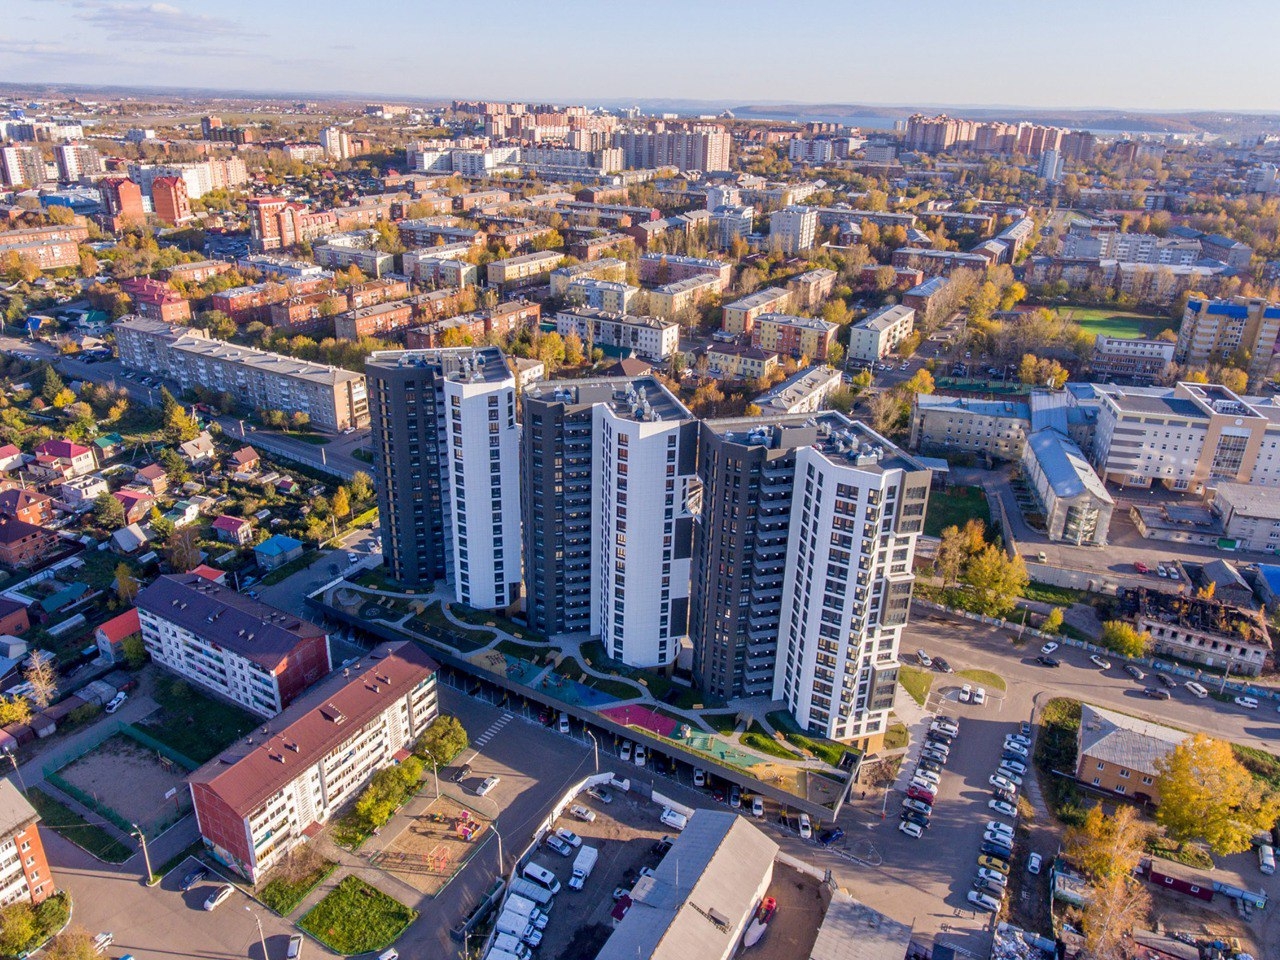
[3,748,25,795]
[584,730,599,774]
[131,823,152,884]
[472,793,504,877]
[245,905,269,959]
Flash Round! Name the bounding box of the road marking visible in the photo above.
[472,712,514,748]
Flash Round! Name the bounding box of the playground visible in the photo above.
[372,795,492,897]
[55,733,191,833]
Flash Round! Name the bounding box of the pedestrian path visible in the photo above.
[472,713,514,750]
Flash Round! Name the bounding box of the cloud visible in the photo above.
[73,1,243,40]
[0,36,109,64]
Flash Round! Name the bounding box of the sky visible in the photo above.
[3,0,1279,113]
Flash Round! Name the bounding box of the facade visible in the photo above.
[313,233,394,278]
[1092,382,1280,492]
[847,305,915,362]
[248,197,339,252]
[486,251,562,287]
[751,313,838,361]
[135,573,332,718]
[122,278,191,323]
[721,288,792,336]
[788,268,838,310]
[649,274,725,320]
[1021,429,1114,545]
[1176,297,1280,387]
[753,365,842,415]
[113,317,369,433]
[709,205,754,250]
[555,308,679,362]
[1212,482,1280,553]
[522,378,698,666]
[367,349,522,610]
[0,517,55,570]
[334,301,415,340]
[704,344,778,382]
[769,206,818,255]
[1123,587,1271,677]
[151,175,192,225]
[254,535,304,571]
[611,127,732,172]
[404,301,540,350]
[910,395,1031,461]
[638,254,732,288]
[1076,703,1187,805]
[551,259,629,296]
[774,422,931,749]
[0,224,88,271]
[0,780,52,906]
[1090,335,1176,383]
[189,642,438,882]
[565,278,637,314]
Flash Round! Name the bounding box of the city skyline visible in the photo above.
[4,0,1280,113]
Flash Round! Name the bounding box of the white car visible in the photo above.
[203,884,234,911]
[558,713,571,734]
[984,829,1013,845]
[1027,852,1043,874]
[1235,696,1260,710]
[1000,758,1028,776]
[899,820,924,838]
[1005,733,1032,748]
[1002,741,1030,758]
[990,773,1019,792]
[916,649,933,668]
[693,768,706,787]
[959,684,973,703]
[973,687,987,706]
[476,776,500,796]
[976,866,1009,887]
[989,798,1017,818]
[798,814,812,840]
[969,890,1002,913]
[555,827,583,848]
[347,552,358,564]
[986,820,1014,837]
[751,796,764,818]
[633,744,646,767]
[1040,641,1059,656]
[913,769,941,787]
[1089,655,1113,670]
[996,768,1024,787]
[105,692,128,714]
[619,741,632,762]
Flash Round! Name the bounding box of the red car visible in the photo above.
[1134,561,1150,574]
[906,784,936,803]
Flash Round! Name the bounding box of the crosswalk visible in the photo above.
[472,713,514,749]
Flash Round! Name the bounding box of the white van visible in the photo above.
[1260,844,1276,875]
[521,863,562,896]
[660,808,688,832]
[1184,681,1209,699]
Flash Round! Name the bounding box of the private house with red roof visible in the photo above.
[212,514,253,546]
[133,463,168,495]
[0,489,54,527]
[31,440,96,480]
[94,607,140,663]
[190,564,227,584]
[120,277,191,323]
[228,447,260,474]
[113,489,154,525]
[135,573,333,717]
[0,445,23,473]
[0,517,56,569]
[189,641,438,881]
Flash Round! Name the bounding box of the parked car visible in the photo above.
[984,829,1013,845]
[925,730,952,746]
[973,687,987,706]
[1143,687,1172,700]
[899,820,924,838]
[916,649,933,668]
[907,784,936,803]
[1002,741,1029,758]
[1019,720,1032,737]
[901,810,930,830]
[933,657,954,673]
[798,814,812,840]
[989,798,1017,818]
[620,741,633,762]
[976,867,1008,888]
[968,890,1002,913]
[986,820,1014,837]
[1157,672,1178,688]
[990,774,1019,792]
[1235,696,1260,710]
[1089,655,1113,670]
[555,827,583,848]
[913,769,941,787]
[999,759,1027,778]
[981,839,1013,859]
[1125,664,1146,680]
[1134,561,1150,574]
[978,854,1010,874]
[287,934,303,959]
[751,796,764,818]
[545,835,574,857]
[818,827,845,846]
[451,763,472,784]
[633,745,646,767]
[920,749,949,767]
[180,867,208,892]
[569,805,596,823]
[693,768,706,787]
[1036,655,1061,668]
[959,684,973,703]
[1005,733,1032,748]
[1040,641,1059,655]
[105,692,128,714]
[203,885,234,911]
[476,776,500,797]
[1028,852,1044,874]
[903,797,933,815]
[558,713,571,734]
[932,716,959,735]
[729,785,741,809]
[973,876,1005,896]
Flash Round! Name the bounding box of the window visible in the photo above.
[1096,761,1105,771]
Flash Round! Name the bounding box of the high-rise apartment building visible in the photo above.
[773,422,931,750]
[522,378,699,666]
[54,141,100,182]
[99,177,145,226]
[0,145,45,187]
[367,348,522,610]
[612,126,732,172]
[151,175,192,225]
[769,206,818,255]
[1176,296,1280,387]
[320,126,351,160]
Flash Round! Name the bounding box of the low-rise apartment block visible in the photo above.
[1210,482,1280,553]
[649,274,725,320]
[566,278,637,314]
[404,301,540,350]
[1090,335,1176,383]
[751,313,838,361]
[550,258,628,296]
[487,251,562,288]
[910,395,1031,461]
[403,249,478,288]
[1076,704,1186,805]
[555,308,679,362]
[705,343,778,381]
[847,304,915,362]
[135,573,333,717]
[752,365,841,414]
[334,300,415,340]
[0,780,52,906]
[769,206,817,255]
[114,316,369,432]
[639,253,732,288]
[314,232,395,278]
[189,641,438,882]
[721,288,792,336]
[787,268,837,310]
[0,224,89,271]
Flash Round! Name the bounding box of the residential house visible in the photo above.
[31,440,96,479]
[113,490,154,525]
[0,517,56,569]
[1075,703,1188,804]
[228,447,260,474]
[212,515,253,546]
[254,535,304,571]
[165,500,200,527]
[59,475,109,510]
[95,607,140,663]
[110,523,150,554]
[178,432,216,465]
[134,464,168,495]
[92,433,125,463]
[0,445,23,473]
[0,598,30,636]
[0,489,54,527]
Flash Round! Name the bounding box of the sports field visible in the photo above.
[1054,305,1175,340]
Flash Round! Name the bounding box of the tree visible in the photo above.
[45,928,100,960]
[1042,607,1064,634]
[1154,733,1280,855]
[166,526,201,573]
[1100,620,1150,658]
[115,562,140,603]
[149,510,175,543]
[415,714,469,763]
[903,368,935,395]
[349,470,373,504]
[867,389,904,435]
[121,632,147,669]
[0,901,37,957]
[1065,805,1148,882]
[332,486,351,519]
[158,447,189,485]
[160,387,199,442]
[563,331,585,367]
[0,695,30,725]
[1080,871,1152,960]
[52,387,76,408]
[40,367,65,406]
[94,491,125,529]
[826,340,845,367]
[936,519,986,586]
[537,332,566,371]
[960,545,1028,617]
[23,650,57,710]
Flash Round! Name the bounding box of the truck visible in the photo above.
[568,845,599,891]
[495,909,543,948]
[490,933,531,960]
[504,895,549,930]
[486,951,521,960]
[508,877,555,907]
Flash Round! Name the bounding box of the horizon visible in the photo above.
[4,0,1279,114]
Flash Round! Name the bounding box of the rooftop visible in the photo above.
[654,273,723,294]
[188,641,438,818]
[0,779,38,836]
[755,364,841,412]
[812,420,924,475]
[1025,428,1113,503]
[1078,703,1187,777]
[1215,481,1280,521]
[755,312,838,333]
[366,346,513,384]
[809,895,914,960]
[855,304,914,332]
[724,287,791,311]
[135,573,326,671]
[557,307,676,332]
[526,375,691,423]
[705,410,851,449]
[168,335,365,387]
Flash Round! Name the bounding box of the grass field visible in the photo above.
[958,668,1007,692]
[27,788,133,863]
[923,485,993,538]
[1055,306,1174,340]
[898,665,934,706]
[299,876,416,954]
[259,858,337,916]
[140,678,258,765]
[765,711,849,767]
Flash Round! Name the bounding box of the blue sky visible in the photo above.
[3,0,1278,111]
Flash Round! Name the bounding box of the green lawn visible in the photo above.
[923,485,993,538]
[1022,581,1089,605]
[139,677,258,764]
[259,859,337,916]
[27,788,133,863]
[299,876,416,954]
[259,549,324,586]
[898,665,934,706]
[1055,305,1174,340]
[765,711,850,767]
[1234,744,1280,790]
[702,712,741,735]
[449,603,541,641]
[884,722,910,751]
[958,668,1007,692]
[1032,698,1086,827]
[740,729,801,760]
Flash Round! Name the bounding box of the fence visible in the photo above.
[116,721,200,772]
[43,768,132,834]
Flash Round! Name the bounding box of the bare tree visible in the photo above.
[23,650,57,710]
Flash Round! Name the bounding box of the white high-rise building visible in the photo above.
[320,126,351,160]
[773,422,931,745]
[1038,148,1063,182]
[769,206,818,255]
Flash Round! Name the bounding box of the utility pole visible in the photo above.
[131,823,152,883]
[245,906,269,959]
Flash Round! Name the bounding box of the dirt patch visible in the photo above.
[372,795,492,896]
[58,734,190,832]
[751,864,826,960]
[1149,891,1262,958]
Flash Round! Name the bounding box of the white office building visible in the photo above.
[556,307,680,362]
[774,422,931,746]
[847,304,915,362]
[769,206,818,255]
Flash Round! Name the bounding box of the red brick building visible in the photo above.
[268,292,335,332]
[99,177,145,230]
[334,301,414,340]
[0,597,30,636]
[121,278,191,323]
[0,489,54,527]
[0,780,53,904]
[0,517,56,569]
[151,175,192,226]
[248,197,338,252]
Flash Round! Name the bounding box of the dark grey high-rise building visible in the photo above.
[690,413,846,700]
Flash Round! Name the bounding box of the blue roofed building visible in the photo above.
[254,534,304,572]
[1176,296,1280,387]
[1021,428,1114,545]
